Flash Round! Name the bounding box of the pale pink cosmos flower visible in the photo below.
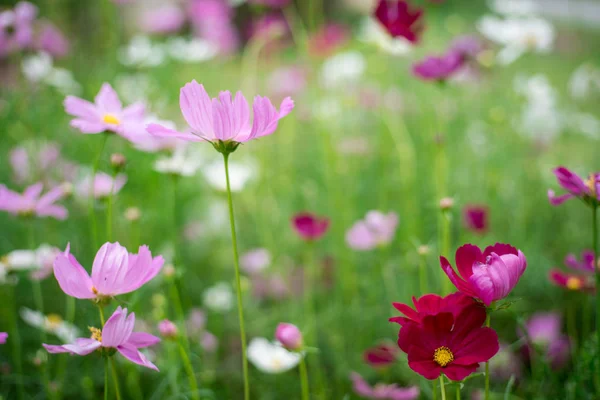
[158,320,178,339]
[346,211,399,251]
[0,1,37,57]
[350,372,420,400]
[53,242,164,301]
[64,83,145,138]
[0,182,67,219]
[43,306,160,371]
[37,22,69,58]
[275,323,303,351]
[0,332,7,344]
[9,143,62,184]
[201,331,218,352]
[76,172,127,199]
[147,80,294,146]
[188,0,239,56]
[139,5,186,34]
[240,248,271,275]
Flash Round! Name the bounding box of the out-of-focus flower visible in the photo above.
[569,64,600,100]
[350,372,420,399]
[397,303,499,380]
[412,52,463,82]
[20,308,79,343]
[53,242,164,301]
[247,337,302,373]
[275,323,303,351]
[44,306,161,371]
[0,2,37,57]
[76,172,127,199]
[202,159,255,192]
[489,0,538,16]
[547,166,600,207]
[154,146,202,177]
[488,343,522,382]
[346,211,398,251]
[118,36,166,68]
[203,282,234,312]
[519,312,570,370]
[463,204,489,235]
[241,248,271,275]
[125,207,141,222]
[439,197,454,210]
[0,333,7,344]
[138,5,186,34]
[549,250,595,292]
[477,16,554,65]
[64,83,145,138]
[188,0,240,56]
[268,66,307,100]
[291,212,330,241]
[307,23,349,58]
[37,22,69,58]
[165,37,217,63]
[186,308,207,334]
[30,244,60,280]
[450,35,485,60]
[201,331,218,352]
[373,0,424,44]
[0,182,67,219]
[359,18,412,56]
[9,142,65,185]
[440,243,527,306]
[248,12,290,46]
[21,52,80,94]
[131,116,183,153]
[514,74,562,143]
[320,51,366,89]
[158,320,178,339]
[363,342,399,368]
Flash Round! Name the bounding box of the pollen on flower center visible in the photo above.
[91,286,98,295]
[584,175,597,195]
[433,346,454,367]
[566,277,582,290]
[102,114,120,125]
[89,326,102,342]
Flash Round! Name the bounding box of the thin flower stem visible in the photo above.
[90,134,109,249]
[419,252,428,295]
[223,153,250,400]
[439,375,447,400]
[299,357,310,400]
[485,313,491,400]
[106,169,118,242]
[440,210,452,295]
[104,357,109,400]
[456,383,461,400]
[7,284,25,400]
[98,305,106,326]
[110,357,122,400]
[178,340,200,400]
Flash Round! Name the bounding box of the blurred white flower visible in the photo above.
[477,16,554,64]
[247,338,302,374]
[203,282,234,313]
[20,308,79,343]
[115,73,154,104]
[21,52,80,94]
[489,0,538,16]
[313,97,342,121]
[202,159,255,192]
[154,146,202,176]
[118,35,166,68]
[240,248,271,275]
[320,51,366,89]
[569,63,600,100]
[359,18,412,56]
[568,112,600,139]
[166,37,217,63]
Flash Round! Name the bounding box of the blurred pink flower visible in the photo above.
[241,248,271,275]
[186,308,207,334]
[188,0,239,56]
[30,245,61,281]
[37,22,69,58]
[139,5,186,34]
[488,343,522,382]
[549,250,595,292]
[520,312,570,370]
[291,212,330,241]
[53,242,164,300]
[350,372,420,400]
[463,204,489,235]
[268,66,307,101]
[307,23,349,58]
[0,2,37,57]
[76,172,126,199]
[248,12,290,50]
[373,0,424,44]
[64,83,146,137]
[9,143,62,185]
[0,333,7,344]
[9,147,29,184]
[0,182,67,219]
[44,306,160,370]
[201,331,218,352]
[363,342,399,368]
[412,52,463,81]
[158,320,178,338]
[275,323,303,350]
[548,166,600,207]
[346,211,398,250]
[147,80,294,146]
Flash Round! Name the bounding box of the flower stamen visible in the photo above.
[433,346,454,367]
[89,326,102,342]
[566,277,582,290]
[102,114,120,125]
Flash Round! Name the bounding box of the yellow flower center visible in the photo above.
[89,326,102,342]
[584,175,597,195]
[433,346,454,367]
[102,114,120,125]
[271,358,283,370]
[566,277,582,290]
[46,314,63,329]
[0,255,8,265]
[524,34,538,48]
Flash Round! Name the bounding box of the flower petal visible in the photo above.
[53,244,95,299]
[147,123,202,142]
[102,307,135,348]
[127,332,161,348]
[95,83,122,113]
[179,80,214,138]
[117,344,159,371]
[91,242,129,295]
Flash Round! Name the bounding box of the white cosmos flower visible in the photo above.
[489,0,538,16]
[118,35,166,68]
[203,282,234,313]
[359,18,412,56]
[202,159,255,192]
[247,338,302,374]
[154,146,202,176]
[477,15,554,64]
[21,53,81,94]
[569,63,600,100]
[20,308,79,343]
[320,51,366,89]
[166,37,217,63]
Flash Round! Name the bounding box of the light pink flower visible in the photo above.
[275,323,303,351]
[240,248,271,275]
[147,80,294,145]
[37,22,69,58]
[64,83,145,137]
[9,143,62,185]
[43,306,160,370]
[350,372,420,400]
[76,172,127,199]
[139,5,186,34]
[0,182,67,219]
[0,332,7,344]
[158,320,178,338]
[0,2,37,57]
[346,211,399,251]
[201,331,218,352]
[188,0,239,56]
[53,242,164,300]
[519,312,570,370]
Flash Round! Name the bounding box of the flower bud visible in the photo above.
[439,197,454,210]
[110,153,126,170]
[417,245,430,256]
[125,207,141,222]
[275,323,303,351]
[158,319,178,339]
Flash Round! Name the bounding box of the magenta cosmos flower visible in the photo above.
[53,242,164,301]
[549,250,595,292]
[64,83,145,137]
[147,80,294,153]
[440,243,527,306]
[463,204,489,235]
[351,372,419,400]
[0,332,7,344]
[0,182,67,219]
[44,306,160,370]
[346,211,399,251]
[390,292,474,327]
[412,51,464,82]
[363,342,399,368]
[548,166,600,206]
[275,323,303,351]
[373,0,424,44]
[291,212,330,241]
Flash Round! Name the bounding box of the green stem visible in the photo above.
[432,378,438,400]
[8,285,24,400]
[178,340,199,400]
[106,169,117,242]
[485,313,491,400]
[223,153,250,400]
[439,375,447,400]
[299,357,310,400]
[90,134,109,249]
[441,210,452,295]
[456,383,461,400]
[104,357,109,400]
[419,252,428,295]
[98,305,106,326]
[110,357,122,400]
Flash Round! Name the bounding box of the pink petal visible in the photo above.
[179,80,214,138]
[91,242,129,295]
[36,204,68,220]
[53,244,95,299]
[24,183,44,200]
[547,189,574,206]
[118,246,163,294]
[212,93,234,141]
[95,83,122,113]
[121,102,146,120]
[44,338,101,356]
[37,185,65,208]
[455,244,484,280]
[147,123,202,142]
[345,221,376,250]
[102,307,135,347]
[64,96,100,120]
[70,119,107,134]
[440,256,478,297]
[127,332,161,348]
[117,344,159,371]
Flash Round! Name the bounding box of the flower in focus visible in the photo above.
[53,242,164,301]
[412,52,463,82]
[247,337,302,373]
[0,332,7,344]
[549,250,595,292]
[76,172,127,199]
[440,243,527,306]
[547,167,600,207]
[519,312,570,370]
[350,372,420,400]
[363,342,399,368]
[390,292,474,328]
[397,304,499,380]
[154,146,202,177]
[147,80,294,151]
[488,343,522,382]
[64,83,145,138]
[241,248,271,275]
[203,282,234,313]
[307,23,349,58]
[291,212,330,241]
[43,306,160,370]
[346,211,398,251]
[463,204,489,235]
[0,182,67,219]
[373,0,424,44]
[158,320,178,339]
[275,323,303,351]
[20,308,79,343]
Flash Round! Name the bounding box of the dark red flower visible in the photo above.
[373,0,424,44]
[463,204,488,235]
[397,304,499,381]
[291,212,330,241]
[390,292,474,328]
[363,342,399,368]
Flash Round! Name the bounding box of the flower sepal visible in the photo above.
[93,295,112,307]
[211,140,241,156]
[101,347,117,357]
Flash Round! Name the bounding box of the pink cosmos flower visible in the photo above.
[240,248,271,275]
[519,312,570,370]
[10,143,63,185]
[346,211,399,251]
[0,182,67,219]
[268,66,307,101]
[188,0,239,56]
[37,22,69,58]
[147,80,294,148]
[350,372,420,400]
[363,342,399,368]
[158,320,178,339]
[76,172,127,199]
[139,5,186,34]
[548,166,600,206]
[0,2,37,57]
[43,306,160,371]
[64,83,145,138]
[291,212,330,241]
[201,331,218,352]
[373,0,424,44]
[412,52,464,81]
[307,23,350,58]
[549,250,595,292]
[0,332,7,344]
[53,242,164,301]
[440,243,527,306]
[463,204,489,235]
[248,12,290,51]
[275,323,303,351]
